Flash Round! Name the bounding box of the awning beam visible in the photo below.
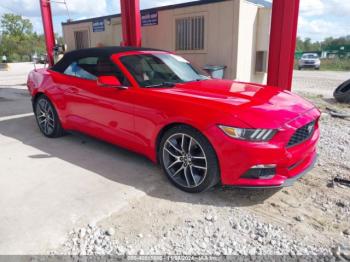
[267,0,301,90]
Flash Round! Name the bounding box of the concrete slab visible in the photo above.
[0,63,44,87]
[292,70,349,98]
[0,86,162,254]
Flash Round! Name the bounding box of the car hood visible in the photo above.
[156,79,317,128]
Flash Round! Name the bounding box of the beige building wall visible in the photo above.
[142,0,238,79]
[235,0,258,82]
[256,8,271,52]
[62,17,123,50]
[61,0,271,83]
[235,0,271,84]
[254,7,271,84]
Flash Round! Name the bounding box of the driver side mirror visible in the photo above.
[97,76,128,90]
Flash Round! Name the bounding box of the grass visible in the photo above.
[319,59,350,71]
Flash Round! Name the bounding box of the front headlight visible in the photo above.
[218,125,277,141]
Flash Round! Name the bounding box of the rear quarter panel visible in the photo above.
[27,69,68,128]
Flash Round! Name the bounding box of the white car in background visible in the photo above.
[298,53,321,70]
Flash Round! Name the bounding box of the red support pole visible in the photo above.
[39,0,55,66]
[120,0,142,47]
[267,0,300,90]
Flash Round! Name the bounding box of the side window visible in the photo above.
[63,56,130,86]
[63,56,98,80]
[96,57,130,86]
[79,57,98,65]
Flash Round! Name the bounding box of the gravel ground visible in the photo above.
[59,209,332,257]
[292,70,349,98]
[55,73,350,258]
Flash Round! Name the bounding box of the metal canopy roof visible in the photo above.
[62,0,271,26]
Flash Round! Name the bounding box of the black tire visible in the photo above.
[159,125,220,193]
[334,79,350,103]
[34,95,65,138]
[298,66,302,70]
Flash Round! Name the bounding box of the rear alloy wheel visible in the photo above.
[159,125,220,193]
[35,95,64,138]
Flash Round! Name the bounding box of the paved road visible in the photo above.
[292,70,349,98]
[0,63,44,87]
[0,67,161,253]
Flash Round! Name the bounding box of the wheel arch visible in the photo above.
[155,122,222,191]
[32,92,46,110]
[32,92,66,128]
[33,91,45,102]
[155,122,219,166]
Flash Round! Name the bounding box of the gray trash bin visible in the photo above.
[203,65,226,79]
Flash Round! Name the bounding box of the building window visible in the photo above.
[74,30,89,49]
[175,16,205,51]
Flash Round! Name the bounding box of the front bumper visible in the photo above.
[227,153,317,189]
[299,61,320,68]
[282,153,317,187]
[205,108,320,188]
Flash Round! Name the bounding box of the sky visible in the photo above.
[0,0,349,42]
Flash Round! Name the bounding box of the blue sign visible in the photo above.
[141,11,158,26]
[92,19,105,32]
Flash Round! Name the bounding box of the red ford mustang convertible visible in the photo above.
[27,47,320,193]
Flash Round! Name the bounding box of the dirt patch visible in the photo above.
[56,95,350,256]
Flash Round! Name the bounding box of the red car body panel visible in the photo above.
[27,50,320,187]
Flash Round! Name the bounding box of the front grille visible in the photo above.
[287,121,315,147]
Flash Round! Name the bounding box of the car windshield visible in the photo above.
[302,54,318,59]
[120,53,209,87]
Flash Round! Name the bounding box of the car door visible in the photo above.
[61,55,142,151]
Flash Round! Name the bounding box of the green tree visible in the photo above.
[295,36,350,53]
[303,38,312,51]
[1,13,33,38]
[0,13,46,62]
[296,37,304,52]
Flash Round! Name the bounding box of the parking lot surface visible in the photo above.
[0,64,161,253]
[292,70,349,97]
[0,64,349,255]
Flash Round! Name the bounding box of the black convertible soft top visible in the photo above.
[51,46,163,73]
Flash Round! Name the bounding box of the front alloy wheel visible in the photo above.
[159,125,220,193]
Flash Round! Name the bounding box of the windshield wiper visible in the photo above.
[145,82,176,88]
